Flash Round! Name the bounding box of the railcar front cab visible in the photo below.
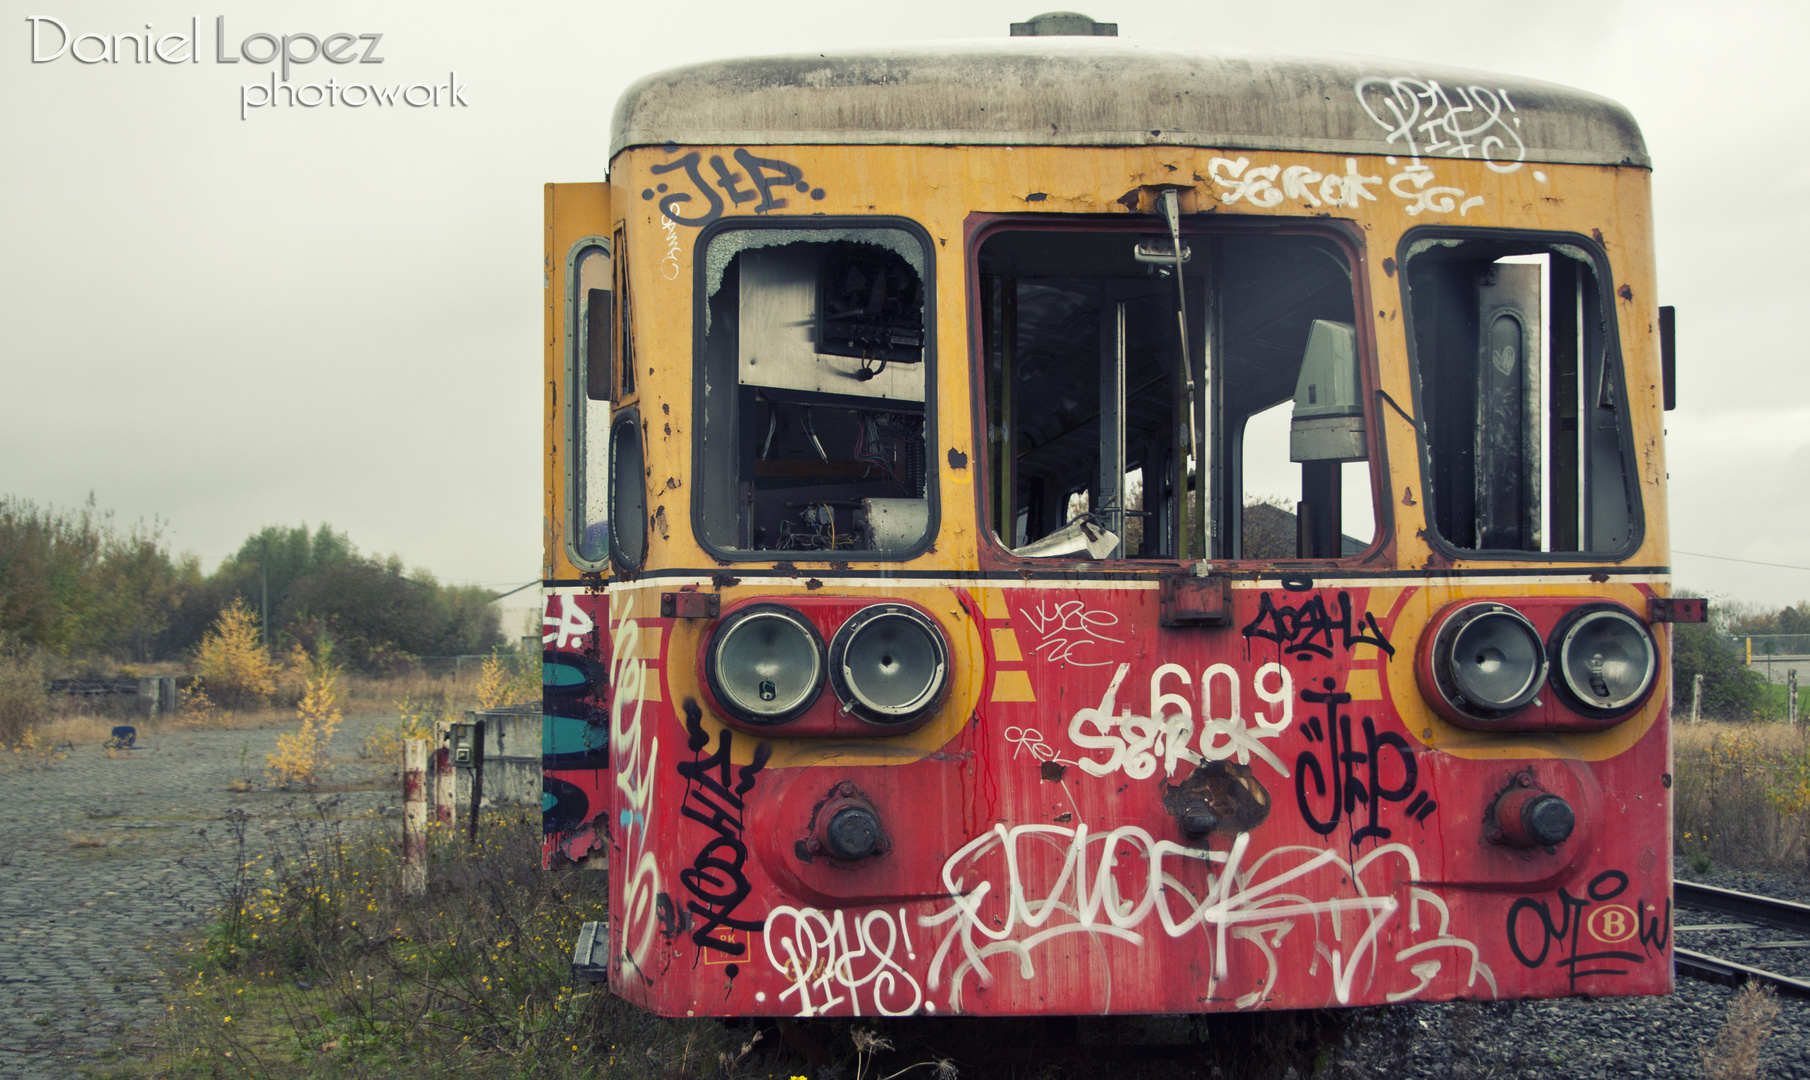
[546,19,1701,1015]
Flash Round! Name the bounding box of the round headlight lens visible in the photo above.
[707,604,824,724]
[830,605,949,726]
[1430,603,1547,721]
[1554,607,1656,715]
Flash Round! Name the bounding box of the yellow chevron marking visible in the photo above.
[991,669,1036,702]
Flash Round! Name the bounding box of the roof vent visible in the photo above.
[1010,11,1118,36]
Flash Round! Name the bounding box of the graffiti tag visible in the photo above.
[1020,599,1125,667]
[1354,77,1526,173]
[917,826,1495,1012]
[763,906,924,1017]
[676,702,771,959]
[1295,678,1433,843]
[641,149,826,227]
[608,598,661,981]
[542,592,595,649]
[1506,871,1669,991]
[1242,590,1395,660]
[1068,661,1294,780]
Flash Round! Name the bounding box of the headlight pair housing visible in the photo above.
[1417,599,1658,730]
[703,599,950,736]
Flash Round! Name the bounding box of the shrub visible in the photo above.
[194,597,276,709]
[0,645,47,746]
[473,650,539,710]
[267,649,343,790]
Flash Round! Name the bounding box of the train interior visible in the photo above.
[697,228,933,554]
[978,228,1373,560]
[1404,238,1637,553]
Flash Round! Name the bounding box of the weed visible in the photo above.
[1701,982,1780,1080]
[6,727,67,771]
[142,806,791,1080]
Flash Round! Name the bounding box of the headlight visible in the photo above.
[1551,605,1656,717]
[706,604,825,724]
[1424,602,1547,722]
[829,605,949,726]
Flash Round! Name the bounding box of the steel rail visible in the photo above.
[1673,881,1810,996]
[1674,948,1810,997]
[1674,881,1810,936]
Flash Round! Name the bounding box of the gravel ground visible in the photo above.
[4,723,1806,1080]
[0,717,396,1080]
[1327,857,1810,1080]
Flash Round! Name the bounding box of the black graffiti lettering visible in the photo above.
[1295,679,1427,843]
[1507,872,1644,990]
[709,154,759,206]
[1637,899,1672,955]
[649,152,725,226]
[644,148,825,227]
[1242,591,1396,660]
[733,148,804,213]
[676,703,772,957]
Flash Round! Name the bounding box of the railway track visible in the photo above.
[1673,880,1810,997]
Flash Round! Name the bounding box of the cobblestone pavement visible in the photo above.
[0,719,396,1080]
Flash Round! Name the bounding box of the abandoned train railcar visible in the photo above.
[540,15,1693,1018]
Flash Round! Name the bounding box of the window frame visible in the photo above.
[564,234,613,573]
[688,214,940,564]
[967,212,1389,569]
[1397,226,1646,564]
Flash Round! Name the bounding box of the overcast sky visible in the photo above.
[3,0,1804,611]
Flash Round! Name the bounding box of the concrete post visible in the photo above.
[1691,673,1702,725]
[1791,670,1799,726]
[402,738,428,897]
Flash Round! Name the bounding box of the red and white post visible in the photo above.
[432,719,455,829]
[402,737,428,896]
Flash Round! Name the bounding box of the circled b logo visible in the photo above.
[1587,904,1638,943]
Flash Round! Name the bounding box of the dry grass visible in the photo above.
[1674,721,1810,871]
[64,831,109,849]
[1701,982,1781,1080]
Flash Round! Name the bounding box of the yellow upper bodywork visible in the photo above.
[543,144,1669,766]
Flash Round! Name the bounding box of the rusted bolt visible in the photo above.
[1516,773,1533,788]
[1486,827,1505,843]
[805,837,824,854]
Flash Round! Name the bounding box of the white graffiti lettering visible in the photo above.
[763,905,925,1017]
[1019,599,1124,667]
[1208,153,1484,217]
[1355,76,1526,173]
[1067,661,1294,780]
[1003,725,1073,767]
[918,825,1495,1012]
[542,592,595,648]
[659,215,682,281]
[609,596,661,980]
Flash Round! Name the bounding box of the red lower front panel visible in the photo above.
[542,581,1674,1018]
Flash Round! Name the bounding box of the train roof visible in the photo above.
[610,37,1648,170]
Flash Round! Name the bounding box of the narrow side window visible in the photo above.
[1404,234,1639,555]
[615,224,635,396]
[569,241,612,566]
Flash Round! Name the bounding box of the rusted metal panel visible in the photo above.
[611,41,1648,168]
